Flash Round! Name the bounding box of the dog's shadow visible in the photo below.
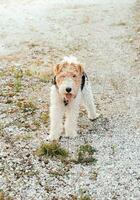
[78,114,110,136]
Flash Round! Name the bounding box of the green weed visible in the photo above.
[76,144,97,165]
[14,78,22,92]
[40,112,49,123]
[36,142,69,159]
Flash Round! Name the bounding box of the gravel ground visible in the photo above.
[0,0,140,199]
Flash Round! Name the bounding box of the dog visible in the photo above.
[48,56,99,141]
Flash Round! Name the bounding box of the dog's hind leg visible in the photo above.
[49,86,65,141]
[82,81,99,120]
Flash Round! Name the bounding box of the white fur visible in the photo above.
[82,80,97,120]
[59,78,75,96]
[48,57,99,141]
[49,85,65,140]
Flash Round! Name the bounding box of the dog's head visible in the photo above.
[53,57,84,103]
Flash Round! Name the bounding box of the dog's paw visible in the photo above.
[88,112,100,121]
[47,134,60,141]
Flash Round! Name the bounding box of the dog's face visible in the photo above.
[53,62,84,102]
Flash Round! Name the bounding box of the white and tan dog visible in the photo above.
[49,56,99,141]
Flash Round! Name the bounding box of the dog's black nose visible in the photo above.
[66,87,72,93]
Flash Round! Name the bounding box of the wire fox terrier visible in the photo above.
[49,56,99,141]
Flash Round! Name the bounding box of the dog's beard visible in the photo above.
[58,85,78,104]
[63,93,75,104]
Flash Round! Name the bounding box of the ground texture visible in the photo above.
[0,0,140,199]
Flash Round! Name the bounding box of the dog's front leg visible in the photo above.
[64,93,81,138]
[82,82,99,120]
[49,86,65,141]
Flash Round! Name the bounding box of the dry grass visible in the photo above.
[15,134,33,141]
[0,190,4,200]
[40,112,49,123]
[17,99,37,114]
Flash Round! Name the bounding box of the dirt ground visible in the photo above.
[0,0,140,200]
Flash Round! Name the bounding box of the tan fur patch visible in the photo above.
[54,62,84,88]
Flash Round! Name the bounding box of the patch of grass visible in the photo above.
[14,78,22,92]
[15,134,33,141]
[31,59,44,66]
[75,144,97,165]
[24,69,33,76]
[39,73,52,83]
[110,79,119,91]
[45,184,53,193]
[25,170,39,177]
[0,123,4,136]
[17,99,37,114]
[0,122,4,130]
[79,144,96,154]
[5,98,13,104]
[0,71,5,77]
[70,195,78,200]
[13,69,23,79]
[48,169,65,177]
[0,190,4,200]
[78,190,93,200]
[40,112,49,123]
[36,142,69,160]
[90,171,98,181]
[33,120,41,129]
[79,194,92,200]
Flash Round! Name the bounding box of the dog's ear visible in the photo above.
[53,64,62,75]
[77,64,84,75]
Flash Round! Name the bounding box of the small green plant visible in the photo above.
[13,69,23,79]
[76,144,97,164]
[14,78,22,92]
[17,99,37,114]
[24,69,32,76]
[10,68,24,92]
[40,112,49,123]
[39,74,51,83]
[79,144,96,155]
[36,142,69,159]
[33,120,41,129]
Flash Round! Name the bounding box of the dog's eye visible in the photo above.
[73,75,77,78]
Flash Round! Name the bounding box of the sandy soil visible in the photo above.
[0,0,140,199]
